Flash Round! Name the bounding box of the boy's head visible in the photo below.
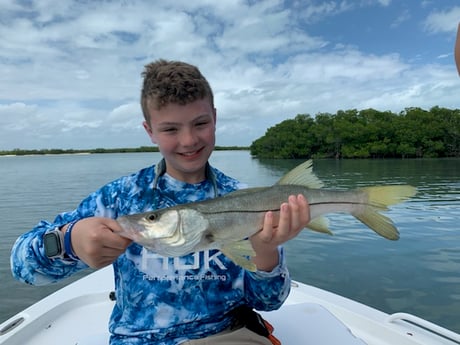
[141,59,214,125]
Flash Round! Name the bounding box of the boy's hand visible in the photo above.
[250,194,310,272]
[65,217,132,269]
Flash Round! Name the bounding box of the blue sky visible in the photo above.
[1,0,459,150]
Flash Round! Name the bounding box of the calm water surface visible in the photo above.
[0,152,459,333]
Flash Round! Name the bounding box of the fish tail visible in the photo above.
[353,185,417,240]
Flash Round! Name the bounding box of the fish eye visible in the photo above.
[147,213,157,221]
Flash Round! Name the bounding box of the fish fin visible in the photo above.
[276,160,324,188]
[354,207,400,240]
[307,216,333,235]
[354,185,417,240]
[221,240,257,272]
[361,185,417,209]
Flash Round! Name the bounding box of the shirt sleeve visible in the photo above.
[10,219,89,286]
[243,246,291,311]
[10,184,118,286]
[10,167,156,286]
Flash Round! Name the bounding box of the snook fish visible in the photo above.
[116,160,416,271]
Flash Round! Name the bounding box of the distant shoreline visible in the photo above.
[0,146,250,156]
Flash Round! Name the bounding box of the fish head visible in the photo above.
[117,208,210,256]
[117,209,180,243]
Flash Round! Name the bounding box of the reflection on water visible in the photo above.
[0,152,459,333]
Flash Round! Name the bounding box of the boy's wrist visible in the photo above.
[63,220,80,261]
[252,246,279,272]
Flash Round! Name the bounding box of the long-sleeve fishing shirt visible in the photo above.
[10,162,291,344]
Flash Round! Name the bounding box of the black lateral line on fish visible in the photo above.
[199,201,373,216]
[201,200,374,214]
[309,201,373,207]
[201,208,281,214]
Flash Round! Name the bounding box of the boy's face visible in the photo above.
[143,98,216,183]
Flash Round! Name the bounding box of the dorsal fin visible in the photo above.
[276,160,324,188]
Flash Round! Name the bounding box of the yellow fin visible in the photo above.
[307,216,333,235]
[221,240,257,272]
[353,185,417,240]
[276,160,324,188]
[354,207,400,240]
[361,185,417,209]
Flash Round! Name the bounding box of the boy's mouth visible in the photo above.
[178,147,204,157]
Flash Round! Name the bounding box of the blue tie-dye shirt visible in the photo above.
[11,161,291,344]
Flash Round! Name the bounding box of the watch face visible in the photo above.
[44,232,62,257]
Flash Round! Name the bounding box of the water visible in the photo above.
[0,152,459,333]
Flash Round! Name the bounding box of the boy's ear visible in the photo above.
[143,121,157,144]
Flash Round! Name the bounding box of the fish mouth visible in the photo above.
[116,219,144,242]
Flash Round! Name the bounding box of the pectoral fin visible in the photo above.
[221,240,257,272]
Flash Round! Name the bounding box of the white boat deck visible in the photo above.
[1,266,459,345]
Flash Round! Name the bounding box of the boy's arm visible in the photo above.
[10,218,88,286]
[243,194,309,310]
[10,184,129,285]
[243,246,291,311]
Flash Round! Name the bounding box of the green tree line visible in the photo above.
[250,107,460,159]
[0,146,249,156]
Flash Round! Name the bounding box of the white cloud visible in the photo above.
[424,6,460,33]
[108,103,144,131]
[0,0,458,149]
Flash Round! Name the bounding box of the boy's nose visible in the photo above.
[180,128,198,146]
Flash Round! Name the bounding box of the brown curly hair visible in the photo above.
[141,59,214,124]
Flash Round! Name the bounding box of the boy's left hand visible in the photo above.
[250,194,310,271]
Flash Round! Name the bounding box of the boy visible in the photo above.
[11,59,310,344]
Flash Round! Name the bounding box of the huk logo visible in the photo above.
[140,248,227,271]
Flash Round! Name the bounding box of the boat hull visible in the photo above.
[1,266,459,345]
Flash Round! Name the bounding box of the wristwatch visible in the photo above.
[44,228,65,259]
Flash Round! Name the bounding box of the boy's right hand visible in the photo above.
[64,217,132,269]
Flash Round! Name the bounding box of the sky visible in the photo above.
[1,0,459,150]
